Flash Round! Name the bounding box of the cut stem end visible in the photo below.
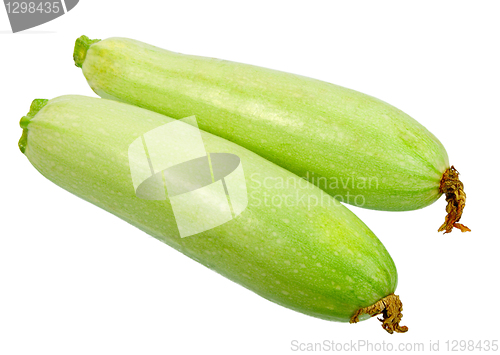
[73,35,101,68]
[350,293,408,334]
[18,99,49,154]
[438,166,470,234]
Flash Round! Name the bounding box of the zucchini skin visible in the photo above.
[21,95,398,324]
[78,37,450,212]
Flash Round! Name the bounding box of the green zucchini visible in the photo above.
[73,35,469,233]
[19,95,407,333]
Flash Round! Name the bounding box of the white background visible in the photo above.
[1,1,499,354]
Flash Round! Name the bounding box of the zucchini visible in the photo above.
[73,35,469,233]
[19,95,407,333]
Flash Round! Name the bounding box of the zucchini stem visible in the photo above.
[18,99,49,154]
[350,293,408,334]
[73,35,101,68]
[438,166,470,234]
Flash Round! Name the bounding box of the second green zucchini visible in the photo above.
[74,35,469,233]
[19,95,407,333]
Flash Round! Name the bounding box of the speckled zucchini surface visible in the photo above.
[19,95,405,332]
[74,36,450,213]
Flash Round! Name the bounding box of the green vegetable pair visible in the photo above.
[18,35,470,334]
